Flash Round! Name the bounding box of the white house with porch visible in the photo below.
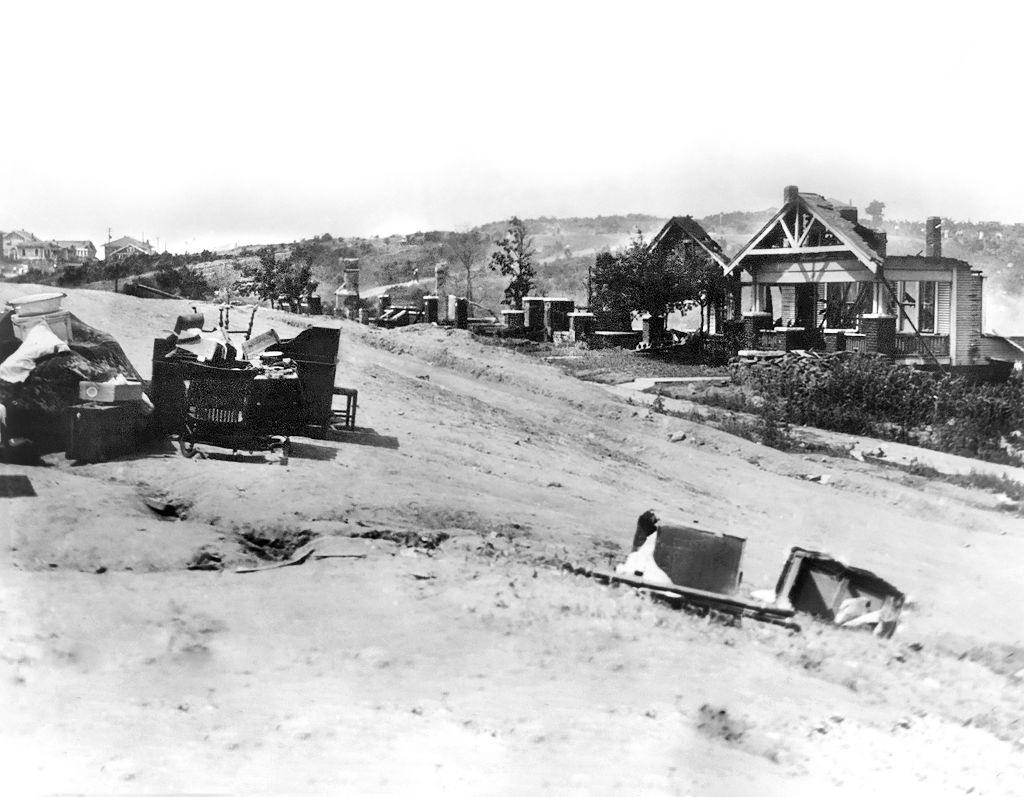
[725,186,985,367]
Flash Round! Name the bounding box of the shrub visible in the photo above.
[732,353,1024,464]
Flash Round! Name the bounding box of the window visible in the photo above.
[825,282,872,328]
[918,281,935,333]
[893,281,937,333]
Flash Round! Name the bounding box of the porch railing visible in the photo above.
[894,333,950,357]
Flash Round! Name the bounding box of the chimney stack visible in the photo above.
[838,206,858,224]
[925,216,942,258]
[783,185,800,204]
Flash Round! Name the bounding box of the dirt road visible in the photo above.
[1,285,1022,795]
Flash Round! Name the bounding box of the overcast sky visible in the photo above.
[2,0,1021,252]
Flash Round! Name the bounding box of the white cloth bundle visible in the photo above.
[0,321,71,383]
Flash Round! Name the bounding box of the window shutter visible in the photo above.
[937,282,951,334]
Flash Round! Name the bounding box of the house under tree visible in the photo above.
[645,215,733,335]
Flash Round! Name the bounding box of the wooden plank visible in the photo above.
[748,245,851,256]
[563,565,800,630]
[779,212,798,248]
[797,215,817,247]
[882,269,953,282]
[750,262,875,285]
[725,206,791,275]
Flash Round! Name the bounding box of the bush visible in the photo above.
[733,353,1024,464]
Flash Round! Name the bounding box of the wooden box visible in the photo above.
[65,402,142,463]
[11,310,73,342]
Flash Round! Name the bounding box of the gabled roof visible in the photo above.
[13,239,58,249]
[648,215,729,268]
[5,229,37,241]
[725,192,886,276]
[56,239,96,248]
[105,236,153,252]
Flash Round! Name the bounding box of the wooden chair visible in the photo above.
[332,387,358,431]
[218,304,258,341]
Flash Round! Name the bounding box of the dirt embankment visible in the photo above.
[2,285,1023,795]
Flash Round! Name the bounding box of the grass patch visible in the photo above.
[537,346,729,383]
[867,457,1024,511]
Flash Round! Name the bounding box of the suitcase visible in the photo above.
[65,402,142,463]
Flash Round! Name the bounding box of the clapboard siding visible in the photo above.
[954,265,984,364]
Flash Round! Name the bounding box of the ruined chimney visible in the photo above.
[783,185,800,204]
[838,206,858,224]
[926,216,942,258]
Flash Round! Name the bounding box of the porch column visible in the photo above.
[872,281,888,315]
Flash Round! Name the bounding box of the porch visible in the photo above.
[751,319,950,359]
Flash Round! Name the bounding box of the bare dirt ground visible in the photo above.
[2,285,1023,795]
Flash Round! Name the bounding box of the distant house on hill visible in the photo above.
[1,231,96,269]
[725,185,995,367]
[104,235,155,262]
[10,239,61,265]
[2,229,38,260]
[55,240,97,263]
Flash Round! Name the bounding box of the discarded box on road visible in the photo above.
[623,510,746,595]
[654,523,745,594]
[774,547,904,637]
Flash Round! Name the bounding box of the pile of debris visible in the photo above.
[0,291,151,462]
[572,509,905,638]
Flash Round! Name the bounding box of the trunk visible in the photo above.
[466,267,473,304]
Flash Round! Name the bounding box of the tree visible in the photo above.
[237,246,318,305]
[104,257,131,292]
[489,217,536,309]
[670,243,732,334]
[445,230,487,303]
[590,250,633,329]
[590,231,730,332]
[866,199,886,226]
[154,263,212,300]
[238,247,280,302]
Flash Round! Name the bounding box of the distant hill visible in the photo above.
[12,208,1020,327]
[266,211,781,313]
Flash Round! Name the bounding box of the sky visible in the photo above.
[2,0,1023,253]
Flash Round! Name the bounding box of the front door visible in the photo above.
[795,284,818,329]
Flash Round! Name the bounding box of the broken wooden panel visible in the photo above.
[652,522,746,595]
[774,547,904,633]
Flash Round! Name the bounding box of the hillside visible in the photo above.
[2,285,1023,793]
[12,206,1024,331]
[237,208,1024,333]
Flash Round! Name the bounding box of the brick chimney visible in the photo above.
[783,185,800,204]
[838,206,858,223]
[926,216,942,258]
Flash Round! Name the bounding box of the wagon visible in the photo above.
[178,362,291,459]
